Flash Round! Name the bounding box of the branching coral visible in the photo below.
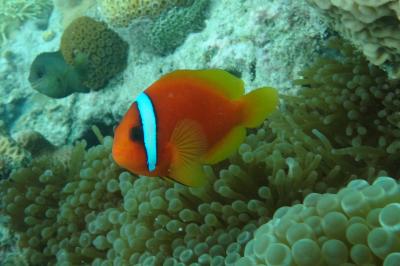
[306,0,400,78]
[98,0,193,27]
[0,0,53,44]
[236,176,400,265]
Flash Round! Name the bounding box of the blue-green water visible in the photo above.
[1,0,399,265]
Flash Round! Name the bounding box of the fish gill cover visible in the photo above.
[0,0,400,265]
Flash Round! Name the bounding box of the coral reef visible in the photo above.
[3,0,400,265]
[0,0,53,44]
[306,0,400,78]
[236,176,400,265]
[0,215,27,266]
[98,0,192,27]
[15,130,56,158]
[0,219,12,248]
[291,37,400,178]
[0,140,87,265]
[4,35,400,264]
[0,130,31,179]
[1,0,326,146]
[60,16,129,90]
[41,30,55,42]
[1,107,395,265]
[53,0,96,28]
[0,136,259,265]
[1,110,399,265]
[0,157,13,180]
[146,0,210,55]
[1,252,29,266]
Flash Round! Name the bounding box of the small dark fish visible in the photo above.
[29,51,89,98]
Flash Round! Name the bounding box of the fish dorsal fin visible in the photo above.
[204,126,246,164]
[162,69,245,99]
[169,120,208,187]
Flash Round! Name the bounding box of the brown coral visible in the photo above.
[98,0,193,27]
[60,16,128,90]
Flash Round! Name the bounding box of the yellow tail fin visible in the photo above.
[241,87,279,128]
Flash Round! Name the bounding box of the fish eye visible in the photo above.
[130,125,143,142]
[35,68,45,79]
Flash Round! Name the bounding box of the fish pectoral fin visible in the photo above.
[204,126,246,164]
[169,119,208,187]
[171,119,207,164]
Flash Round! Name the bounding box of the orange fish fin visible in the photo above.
[169,120,208,187]
[204,126,246,164]
[240,87,279,128]
[163,69,245,99]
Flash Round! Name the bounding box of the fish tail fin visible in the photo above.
[240,87,279,128]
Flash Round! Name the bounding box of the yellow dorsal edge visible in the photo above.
[161,69,245,99]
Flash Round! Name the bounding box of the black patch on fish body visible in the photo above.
[129,103,145,144]
[130,125,144,143]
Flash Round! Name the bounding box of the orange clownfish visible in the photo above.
[112,69,278,186]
